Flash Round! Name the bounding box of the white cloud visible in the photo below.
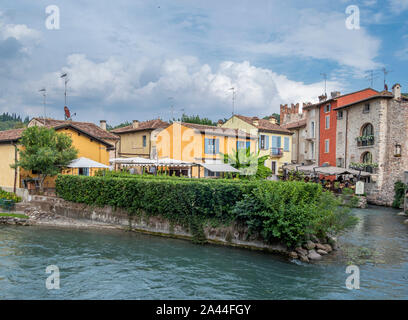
[389,0,408,13]
[33,55,344,122]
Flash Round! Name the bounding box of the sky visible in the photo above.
[0,0,408,126]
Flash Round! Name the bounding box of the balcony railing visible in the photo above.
[356,135,374,147]
[271,147,283,157]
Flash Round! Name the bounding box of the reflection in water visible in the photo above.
[0,206,407,299]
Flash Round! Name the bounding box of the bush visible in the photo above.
[0,188,22,203]
[56,175,349,247]
[393,180,407,208]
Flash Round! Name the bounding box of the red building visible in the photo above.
[315,88,379,166]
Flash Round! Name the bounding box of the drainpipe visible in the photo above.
[13,142,18,194]
[344,109,349,168]
[297,129,300,163]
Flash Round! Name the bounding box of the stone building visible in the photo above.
[335,84,408,205]
[280,102,320,165]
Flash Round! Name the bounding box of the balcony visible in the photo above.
[271,147,283,157]
[356,135,374,147]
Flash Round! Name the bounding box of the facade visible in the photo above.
[156,121,256,177]
[335,84,408,205]
[111,119,169,159]
[280,103,319,165]
[0,119,116,190]
[221,115,293,175]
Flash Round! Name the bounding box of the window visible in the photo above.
[205,138,219,154]
[325,104,331,113]
[338,132,343,144]
[363,103,370,113]
[271,161,277,175]
[271,135,282,155]
[337,158,344,167]
[361,123,374,136]
[78,168,89,176]
[362,151,373,164]
[310,141,315,159]
[311,121,315,138]
[284,137,290,152]
[259,135,269,150]
[143,135,147,147]
[325,115,330,129]
[325,139,330,153]
[337,110,343,120]
[237,141,250,150]
[358,123,374,147]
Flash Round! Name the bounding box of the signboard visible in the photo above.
[355,181,364,195]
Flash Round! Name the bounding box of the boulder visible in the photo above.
[323,244,332,253]
[397,212,407,216]
[404,219,408,225]
[315,243,327,251]
[295,247,308,256]
[307,250,322,261]
[327,236,337,247]
[289,251,298,259]
[310,234,320,243]
[316,249,328,255]
[303,240,316,250]
[299,255,309,263]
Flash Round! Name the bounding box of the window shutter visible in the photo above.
[215,139,219,154]
[258,136,261,150]
[204,138,209,154]
[277,136,281,148]
[266,136,269,149]
[246,141,250,150]
[272,136,277,148]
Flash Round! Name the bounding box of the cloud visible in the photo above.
[32,54,343,123]
[244,9,381,71]
[389,0,408,13]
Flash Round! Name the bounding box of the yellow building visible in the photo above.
[0,118,118,191]
[111,119,169,159]
[221,115,293,175]
[156,122,257,177]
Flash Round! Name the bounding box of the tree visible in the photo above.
[12,126,78,191]
[171,113,216,126]
[223,148,272,179]
[263,113,280,125]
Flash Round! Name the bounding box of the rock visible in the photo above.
[303,240,316,250]
[307,250,322,261]
[299,255,309,263]
[327,236,337,247]
[323,244,332,253]
[404,219,408,225]
[289,251,298,259]
[295,247,308,256]
[397,212,407,216]
[316,249,328,255]
[315,243,327,251]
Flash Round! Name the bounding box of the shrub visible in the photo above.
[0,188,22,203]
[56,175,349,247]
[392,180,407,208]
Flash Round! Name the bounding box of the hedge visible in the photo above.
[56,175,347,247]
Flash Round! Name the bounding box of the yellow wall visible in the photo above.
[156,122,255,177]
[118,130,152,158]
[0,144,18,188]
[222,115,292,173]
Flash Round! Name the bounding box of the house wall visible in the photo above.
[118,130,152,158]
[319,101,337,166]
[0,143,18,189]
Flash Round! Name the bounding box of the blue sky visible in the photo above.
[0,0,407,126]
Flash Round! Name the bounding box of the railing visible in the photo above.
[356,136,374,147]
[271,147,283,157]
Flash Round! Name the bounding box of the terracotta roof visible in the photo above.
[234,115,293,135]
[180,122,257,139]
[282,119,307,130]
[334,92,394,111]
[303,88,380,110]
[111,119,169,134]
[0,128,25,143]
[32,118,119,141]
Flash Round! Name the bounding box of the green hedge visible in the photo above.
[56,175,349,247]
[0,188,22,203]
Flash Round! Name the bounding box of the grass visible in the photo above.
[0,213,29,219]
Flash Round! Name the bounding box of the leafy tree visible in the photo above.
[12,126,78,191]
[263,113,280,124]
[223,148,272,179]
[0,112,29,131]
[171,113,216,126]
[107,121,132,131]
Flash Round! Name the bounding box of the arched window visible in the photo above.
[361,151,372,164]
[361,123,374,136]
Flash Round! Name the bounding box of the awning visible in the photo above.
[282,164,371,177]
[110,157,194,167]
[67,157,109,169]
[200,163,240,173]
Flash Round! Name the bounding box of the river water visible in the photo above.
[0,206,407,299]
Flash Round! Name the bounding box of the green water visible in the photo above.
[0,206,407,299]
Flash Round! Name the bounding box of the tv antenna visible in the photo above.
[229,87,236,115]
[382,68,392,91]
[364,70,380,88]
[320,73,327,96]
[39,88,47,125]
[60,73,69,107]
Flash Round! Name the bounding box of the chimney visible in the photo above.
[100,120,107,131]
[318,94,327,102]
[331,91,341,99]
[268,116,277,125]
[252,117,259,127]
[132,120,139,129]
[217,119,224,127]
[392,83,401,100]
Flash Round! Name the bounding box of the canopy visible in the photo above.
[282,164,371,177]
[67,157,109,169]
[200,163,240,173]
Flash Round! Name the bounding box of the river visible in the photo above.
[0,206,407,299]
